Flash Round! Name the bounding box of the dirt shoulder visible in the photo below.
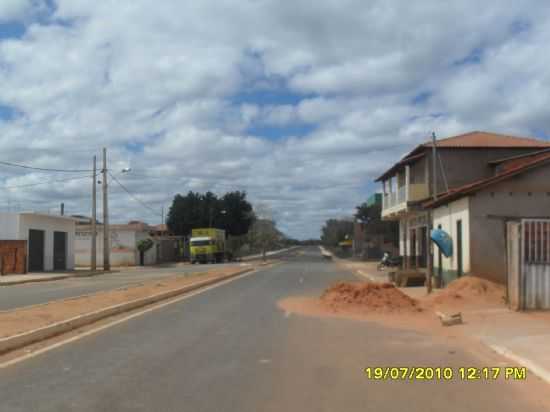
[0,266,254,339]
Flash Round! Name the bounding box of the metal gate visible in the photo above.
[28,229,45,272]
[507,219,550,310]
[54,231,67,271]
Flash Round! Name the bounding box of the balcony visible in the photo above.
[382,182,430,219]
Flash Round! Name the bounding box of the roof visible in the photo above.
[76,221,156,232]
[1,211,79,222]
[488,148,550,166]
[424,151,550,208]
[375,152,425,181]
[423,131,550,149]
[375,131,550,182]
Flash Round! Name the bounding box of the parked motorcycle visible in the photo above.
[377,252,402,270]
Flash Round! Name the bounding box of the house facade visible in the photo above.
[376,131,550,274]
[0,212,76,272]
[75,221,180,267]
[425,150,550,285]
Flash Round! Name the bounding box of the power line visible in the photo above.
[0,160,93,173]
[108,171,161,216]
[3,173,97,189]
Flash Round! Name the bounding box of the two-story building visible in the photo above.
[375,131,550,273]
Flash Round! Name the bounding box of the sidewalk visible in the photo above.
[327,248,550,385]
[459,308,550,384]
[0,270,107,286]
[397,286,550,385]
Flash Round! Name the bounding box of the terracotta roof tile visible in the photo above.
[423,131,550,148]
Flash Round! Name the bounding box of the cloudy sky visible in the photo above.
[1,1,550,239]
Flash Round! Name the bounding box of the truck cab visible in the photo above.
[190,228,226,264]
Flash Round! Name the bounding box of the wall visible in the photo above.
[0,212,20,239]
[469,165,550,283]
[18,214,75,271]
[432,197,471,285]
[75,227,157,266]
[426,147,544,196]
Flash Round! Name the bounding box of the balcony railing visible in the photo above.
[382,183,430,214]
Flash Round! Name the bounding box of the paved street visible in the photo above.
[0,261,249,311]
[1,247,548,411]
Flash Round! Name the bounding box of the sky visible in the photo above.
[1,1,550,239]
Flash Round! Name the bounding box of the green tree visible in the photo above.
[321,219,354,247]
[218,191,255,236]
[354,201,398,247]
[166,190,255,237]
[136,238,154,266]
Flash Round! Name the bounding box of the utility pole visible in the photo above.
[102,148,110,271]
[161,206,165,226]
[427,132,437,294]
[91,156,97,271]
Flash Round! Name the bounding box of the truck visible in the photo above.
[189,228,226,264]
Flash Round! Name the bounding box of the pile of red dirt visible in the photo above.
[425,275,505,307]
[320,281,421,313]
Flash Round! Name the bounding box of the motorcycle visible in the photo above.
[377,252,402,270]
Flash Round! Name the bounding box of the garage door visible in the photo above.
[28,229,45,272]
[54,231,67,271]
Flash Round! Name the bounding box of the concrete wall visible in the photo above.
[432,197,471,285]
[426,147,543,196]
[18,214,75,271]
[469,165,550,283]
[0,212,20,239]
[75,227,157,267]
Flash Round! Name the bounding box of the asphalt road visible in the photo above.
[0,261,249,311]
[1,247,548,411]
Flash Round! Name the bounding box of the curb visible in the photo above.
[0,270,115,286]
[0,275,71,286]
[488,344,550,385]
[0,267,254,355]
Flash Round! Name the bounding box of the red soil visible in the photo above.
[423,275,505,308]
[320,281,421,313]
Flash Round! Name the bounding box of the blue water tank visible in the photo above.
[431,228,453,257]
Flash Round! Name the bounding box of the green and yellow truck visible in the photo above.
[190,228,226,264]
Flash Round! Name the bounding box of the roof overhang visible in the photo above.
[375,151,426,182]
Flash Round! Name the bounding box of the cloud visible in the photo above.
[1,1,550,238]
[0,0,40,22]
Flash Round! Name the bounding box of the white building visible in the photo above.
[75,221,161,267]
[0,212,76,272]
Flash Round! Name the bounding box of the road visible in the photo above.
[1,247,548,411]
[0,261,249,311]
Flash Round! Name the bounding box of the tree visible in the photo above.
[166,190,254,237]
[320,219,354,247]
[354,201,398,244]
[136,238,154,266]
[218,191,255,236]
[249,203,281,260]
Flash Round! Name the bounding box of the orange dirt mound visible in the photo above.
[426,275,505,306]
[320,281,421,313]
